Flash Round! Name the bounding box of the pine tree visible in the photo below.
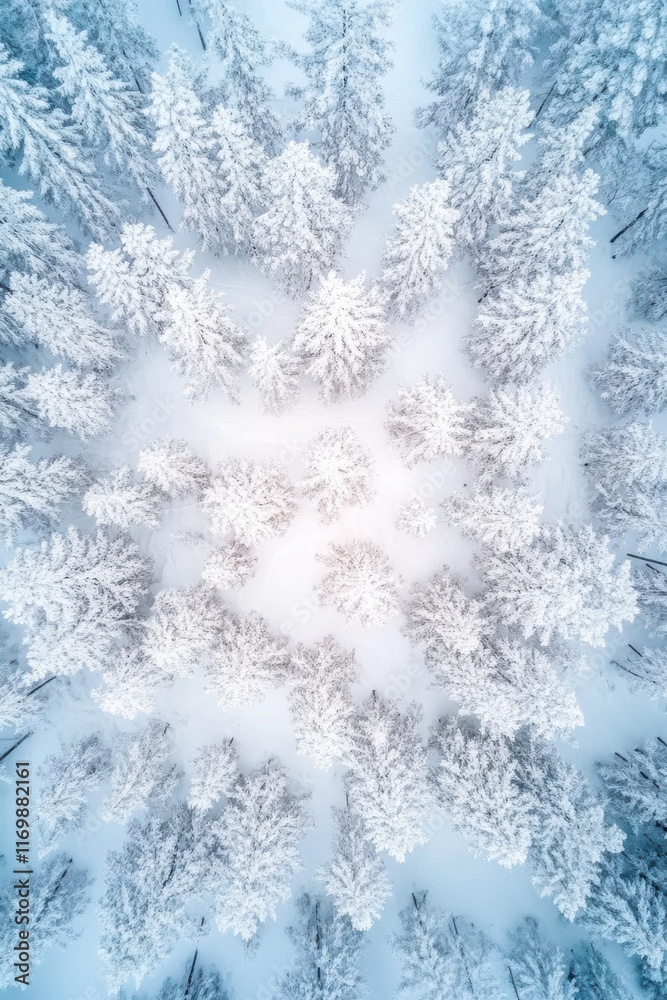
[590,327,667,417]
[138,438,210,499]
[347,693,430,861]
[0,527,151,678]
[288,635,358,769]
[635,565,667,638]
[142,584,222,677]
[299,425,375,524]
[87,223,194,338]
[252,142,352,296]
[35,734,111,857]
[91,644,163,719]
[64,0,158,93]
[248,336,302,414]
[0,362,42,441]
[142,955,232,1000]
[509,917,577,1000]
[22,365,118,440]
[402,566,485,661]
[148,46,229,253]
[287,0,395,205]
[0,44,118,236]
[418,0,543,132]
[3,272,121,370]
[631,263,667,322]
[0,654,47,731]
[293,271,389,401]
[202,459,298,544]
[386,373,469,467]
[201,540,257,591]
[444,484,542,553]
[380,179,459,320]
[102,719,178,823]
[205,610,289,709]
[465,384,566,481]
[438,86,532,249]
[83,466,163,530]
[316,806,391,931]
[481,523,637,647]
[571,944,631,1000]
[210,104,266,253]
[208,758,312,942]
[187,739,239,812]
[0,443,87,543]
[0,180,80,283]
[316,539,401,628]
[276,892,366,999]
[395,497,438,537]
[598,737,667,833]
[157,271,247,401]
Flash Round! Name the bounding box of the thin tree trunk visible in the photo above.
[27,676,56,697]
[610,208,647,245]
[146,188,173,231]
[533,82,556,122]
[176,0,183,13]
[187,0,206,49]
[508,965,521,1000]
[628,644,643,657]
[0,731,31,764]
[627,553,667,568]
[183,949,198,999]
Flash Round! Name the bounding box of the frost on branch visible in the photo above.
[202,458,297,545]
[83,466,162,530]
[444,484,542,553]
[0,443,88,544]
[205,610,289,709]
[347,693,430,861]
[138,438,210,500]
[142,584,222,677]
[598,737,667,834]
[299,425,375,524]
[22,365,118,441]
[402,566,485,660]
[509,917,577,1000]
[386,373,469,467]
[288,635,357,770]
[0,655,46,731]
[202,540,256,591]
[0,179,80,283]
[101,719,179,824]
[395,497,437,538]
[188,739,239,812]
[293,271,390,402]
[248,336,302,414]
[91,644,162,719]
[589,327,667,417]
[316,539,401,629]
[316,805,391,931]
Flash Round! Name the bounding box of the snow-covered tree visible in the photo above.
[45,11,156,198]
[347,693,430,861]
[395,497,438,537]
[287,0,394,205]
[394,891,507,999]
[317,806,391,931]
[403,566,485,661]
[276,893,366,999]
[299,425,374,524]
[208,758,312,942]
[0,655,48,731]
[83,467,162,530]
[444,484,542,553]
[248,337,302,414]
[571,945,631,1000]
[205,610,289,709]
[386,373,469,467]
[465,384,566,481]
[91,644,163,719]
[598,737,667,833]
[64,0,158,93]
[157,271,247,401]
[467,269,589,384]
[635,566,667,637]
[380,178,459,320]
[0,362,42,441]
[433,718,536,868]
[252,142,352,296]
[22,365,118,440]
[142,584,221,677]
[188,739,239,812]
[509,917,577,1000]
[102,720,178,824]
[418,0,543,132]
[87,223,194,338]
[141,955,231,1000]
[288,635,357,769]
[202,540,256,591]
[209,104,266,253]
[0,44,118,236]
[148,46,228,253]
[3,272,121,370]
[481,523,637,647]
[138,438,210,499]
[0,180,80,283]
[590,327,667,417]
[438,86,532,249]
[202,459,297,544]
[0,444,87,543]
[194,0,282,152]
[35,734,111,856]
[293,271,389,401]
[316,539,401,628]
[0,527,151,677]
[631,263,667,323]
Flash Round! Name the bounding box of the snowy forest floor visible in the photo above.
[1,1,665,998]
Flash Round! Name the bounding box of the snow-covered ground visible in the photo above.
[1,1,665,997]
